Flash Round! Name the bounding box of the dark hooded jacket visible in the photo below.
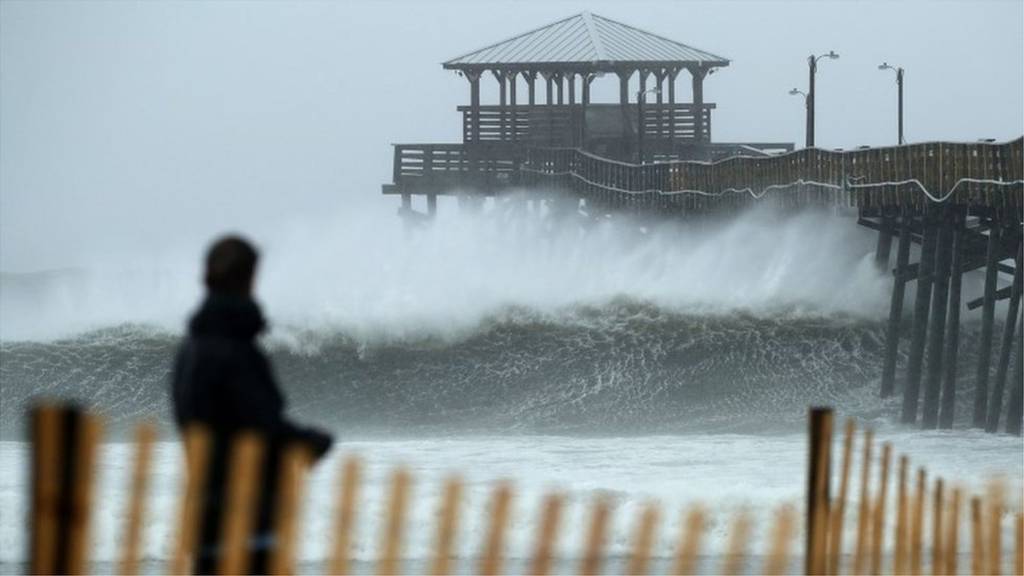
[171,293,332,571]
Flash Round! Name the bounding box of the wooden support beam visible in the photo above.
[881,218,911,398]
[1004,312,1024,435]
[986,241,1023,432]
[903,216,939,424]
[974,223,1001,426]
[967,286,1013,311]
[939,209,965,428]
[923,211,955,429]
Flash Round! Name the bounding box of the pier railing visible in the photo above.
[458,104,716,145]
[521,138,1024,212]
[23,403,1024,575]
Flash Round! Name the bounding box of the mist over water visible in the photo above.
[0,198,890,343]
[1,200,919,438]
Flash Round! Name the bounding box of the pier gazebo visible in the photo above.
[383,12,793,207]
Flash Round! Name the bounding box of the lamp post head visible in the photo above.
[827,50,839,60]
[789,88,800,95]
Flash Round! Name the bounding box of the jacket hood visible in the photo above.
[188,293,267,340]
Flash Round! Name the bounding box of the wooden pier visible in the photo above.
[382,12,1024,435]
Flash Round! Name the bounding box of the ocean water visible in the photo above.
[0,202,1021,572]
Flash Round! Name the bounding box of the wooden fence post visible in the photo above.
[971,496,985,576]
[671,506,705,576]
[806,407,833,575]
[828,419,855,575]
[579,496,611,576]
[945,488,961,576]
[29,404,62,576]
[119,422,156,576]
[910,468,927,576]
[478,482,513,576]
[430,476,462,576]
[763,505,796,576]
[65,411,102,574]
[894,455,909,575]
[870,443,892,575]
[378,468,411,576]
[529,493,565,576]
[720,511,752,576]
[329,456,362,576]
[169,424,212,576]
[269,443,312,575]
[931,479,944,576]
[852,429,875,574]
[218,431,265,576]
[626,504,659,576]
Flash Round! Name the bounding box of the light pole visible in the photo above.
[807,50,839,148]
[636,87,660,164]
[789,88,808,144]
[879,62,905,145]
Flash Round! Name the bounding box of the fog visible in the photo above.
[2,0,1022,272]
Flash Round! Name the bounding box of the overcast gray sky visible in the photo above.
[2,0,1022,272]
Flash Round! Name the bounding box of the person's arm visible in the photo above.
[229,344,334,460]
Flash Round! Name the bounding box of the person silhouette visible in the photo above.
[171,235,332,573]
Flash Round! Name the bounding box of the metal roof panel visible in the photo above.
[444,12,729,68]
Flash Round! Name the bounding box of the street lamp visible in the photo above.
[878,62,905,145]
[807,50,839,148]
[789,88,808,142]
[636,86,660,164]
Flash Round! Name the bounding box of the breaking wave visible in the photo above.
[2,201,992,438]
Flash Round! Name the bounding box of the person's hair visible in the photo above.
[204,235,258,295]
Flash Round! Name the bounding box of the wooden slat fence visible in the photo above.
[23,403,1024,575]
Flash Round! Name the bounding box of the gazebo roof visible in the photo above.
[443,12,729,71]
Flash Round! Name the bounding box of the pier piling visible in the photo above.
[1004,312,1024,436]
[973,222,1001,427]
[923,211,954,429]
[938,209,965,429]
[902,215,938,424]
[986,241,1023,433]
[881,218,912,398]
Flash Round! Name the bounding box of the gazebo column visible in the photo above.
[689,65,709,144]
[638,70,648,160]
[581,73,592,148]
[655,69,665,143]
[567,73,577,146]
[668,68,679,149]
[493,70,507,143]
[508,70,517,142]
[467,70,481,184]
[545,72,554,105]
[618,69,633,157]
[556,73,564,105]
[525,71,536,105]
